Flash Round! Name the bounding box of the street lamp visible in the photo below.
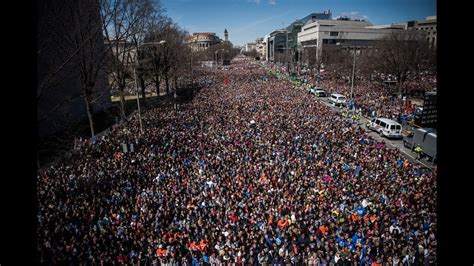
[303,43,319,77]
[336,42,356,105]
[224,50,229,65]
[216,48,225,63]
[351,47,356,103]
[190,49,194,92]
[134,40,166,134]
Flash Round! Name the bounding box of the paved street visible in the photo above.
[305,93,435,169]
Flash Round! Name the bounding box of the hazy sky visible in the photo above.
[161,0,436,46]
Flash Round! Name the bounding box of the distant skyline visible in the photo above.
[162,0,436,46]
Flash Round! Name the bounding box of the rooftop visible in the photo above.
[193,32,216,36]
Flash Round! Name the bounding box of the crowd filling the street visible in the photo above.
[267,62,436,123]
[38,56,436,265]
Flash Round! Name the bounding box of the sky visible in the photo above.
[161,0,436,46]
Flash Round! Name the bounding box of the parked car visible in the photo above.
[366,117,403,139]
[313,89,327,97]
[328,93,346,107]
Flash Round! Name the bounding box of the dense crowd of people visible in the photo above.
[38,55,436,265]
[111,80,171,97]
[266,62,436,122]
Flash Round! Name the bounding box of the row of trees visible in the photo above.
[274,30,436,98]
[321,30,436,98]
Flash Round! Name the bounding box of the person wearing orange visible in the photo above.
[277,218,288,230]
[198,240,207,251]
[351,214,358,222]
[156,246,167,257]
[268,214,274,225]
[188,242,197,251]
[319,225,328,234]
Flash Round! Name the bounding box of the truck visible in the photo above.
[403,128,437,162]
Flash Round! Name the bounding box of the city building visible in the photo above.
[297,18,402,63]
[262,11,332,63]
[263,34,270,60]
[255,37,266,58]
[38,0,111,137]
[266,29,288,62]
[286,11,333,49]
[187,32,222,52]
[245,42,257,52]
[415,16,436,48]
[104,39,136,67]
[187,29,232,52]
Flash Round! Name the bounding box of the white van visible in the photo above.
[328,93,346,107]
[366,118,402,139]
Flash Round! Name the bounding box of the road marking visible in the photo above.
[399,147,433,168]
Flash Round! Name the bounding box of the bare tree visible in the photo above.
[139,16,170,97]
[39,0,112,138]
[243,49,258,58]
[100,0,163,118]
[37,0,110,127]
[153,21,188,94]
[375,30,430,98]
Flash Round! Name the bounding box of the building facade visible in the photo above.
[297,18,401,62]
[255,37,266,58]
[266,29,288,62]
[38,0,111,137]
[261,11,332,63]
[187,32,222,52]
[245,42,256,52]
[286,11,333,49]
[415,16,436,48]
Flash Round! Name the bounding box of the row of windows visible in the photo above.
[417,26,436,31]
[417,29,436,35]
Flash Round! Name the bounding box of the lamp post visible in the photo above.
[190,49,194,93]
[224,50,229,65]
[215,49,225,65]
[219,49,225,65]
[134,40,166,134]
[303,43,319,77]
[350,47,356,103]
[336,42,357,106]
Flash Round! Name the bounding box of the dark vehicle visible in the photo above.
[313,89,327,97]
[403,127,437,161]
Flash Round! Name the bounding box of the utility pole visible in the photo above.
[351,47,356,102]
[133,59,143,134]
[133,40,166,134]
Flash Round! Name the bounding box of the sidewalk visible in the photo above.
[111,91,168,102]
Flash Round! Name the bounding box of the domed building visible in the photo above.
[187,29,231,52]
[187,32,222,52]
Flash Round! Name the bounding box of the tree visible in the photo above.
[243,49,258,58]
[140,16,170,97]
[100,0,163,118]
[375,30,430,98]
[165,24,189,92]
[37,0,109,131]
[321,46,353,80]
[39,0,112,138]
